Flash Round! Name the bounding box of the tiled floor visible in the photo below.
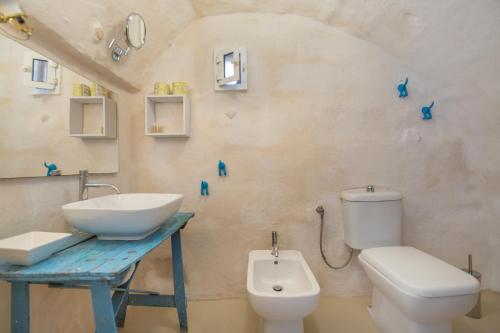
[121,291,500,333]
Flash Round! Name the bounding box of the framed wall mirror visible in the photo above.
[0,33,119,178]
[125,13,146,50]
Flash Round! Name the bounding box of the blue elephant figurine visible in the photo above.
[421,101,434,120]
[44,162,58,176]
[201,181,209,196]
[397,78,409,98]
[218,160,227,177]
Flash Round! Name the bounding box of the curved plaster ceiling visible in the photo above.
[13,0,500,94]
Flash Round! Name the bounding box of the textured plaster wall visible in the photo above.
[15,0,500,99]
[16,0,344,90]
[18,0,197,90]
[127,11,500,298]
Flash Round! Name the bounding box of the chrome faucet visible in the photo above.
[271,231,279,258]
[78,170,120,200]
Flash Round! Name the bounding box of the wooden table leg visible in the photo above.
[171,230,188,332]
[112,286,129,328]
[11,282,30,333]
[90,281,117,333]
[112,262,140,328]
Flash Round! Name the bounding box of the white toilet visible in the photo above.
[341,187,480,333]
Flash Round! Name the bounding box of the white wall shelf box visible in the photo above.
[145,95,190,138]
[69,96,117,139]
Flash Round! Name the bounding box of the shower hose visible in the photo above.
[316,205,354,269]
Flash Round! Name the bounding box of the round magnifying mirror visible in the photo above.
[125,13,146,49]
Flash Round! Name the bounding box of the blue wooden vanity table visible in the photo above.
[0,212,195,333]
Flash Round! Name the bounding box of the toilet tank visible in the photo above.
[341,187,402,250]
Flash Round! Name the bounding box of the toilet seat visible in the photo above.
[359,247,479,297]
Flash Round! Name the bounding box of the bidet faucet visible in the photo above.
[271,231,279,258]
[78,170,120,200]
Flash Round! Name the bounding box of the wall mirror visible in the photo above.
[125,13,146,50]
[0,33,119,178]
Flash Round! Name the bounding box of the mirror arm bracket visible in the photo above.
[108,13,145,63]
[108,39,129,62]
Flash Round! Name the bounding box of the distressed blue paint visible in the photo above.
[172,230,188,332]
[112,262,140,327]
[0,212,194,282]
[218,160,227,176]
[397,78,409,97]
[91,281,117,333]
[127,294,176,307]
[421,101,434,120]
[11,282,29,333]
[201,181,209,196]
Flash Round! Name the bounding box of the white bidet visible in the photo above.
[247,250,320,333]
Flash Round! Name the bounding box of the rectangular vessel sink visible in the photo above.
[0,231,93,266]
[62,193,183,240]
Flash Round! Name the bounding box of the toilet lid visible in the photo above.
[360,247,480,298]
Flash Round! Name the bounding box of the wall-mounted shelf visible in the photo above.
[145,95,190,137]
[69,96,117,139]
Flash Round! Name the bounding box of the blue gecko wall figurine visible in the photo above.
[201,181,209,196]
[421,101,434,120]
[397,78,409,97]
[218,160,227,176]
[44,162,58,176]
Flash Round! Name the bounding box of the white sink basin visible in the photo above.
[0,231,92,266]
[62,193,183,240]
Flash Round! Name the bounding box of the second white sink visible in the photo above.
[62,193,183,240]
[0,231,93,266]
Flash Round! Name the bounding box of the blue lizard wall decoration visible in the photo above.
[218,160,227,177]
[421,101,434,120]
[44,162,58,176]
[201,181,209,196]
[397,78,409,98]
